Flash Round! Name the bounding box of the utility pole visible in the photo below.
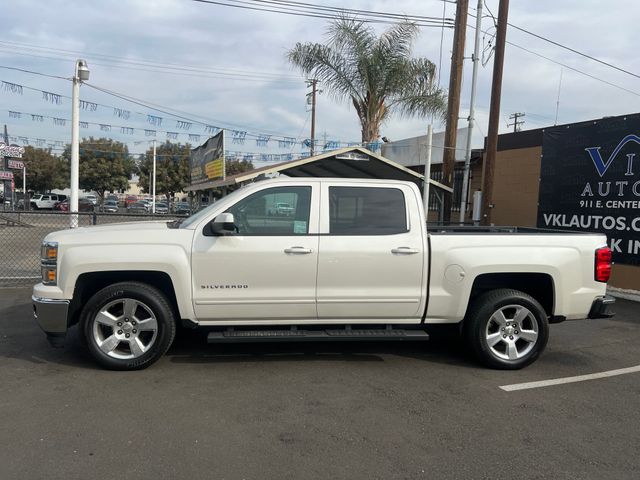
[459,0,483,223]
[152,139,156,214]
[481,0,509,226]
[306,79,318,156]
[441,0,468,223]
[2,125,8,209]
[507,112,525,132]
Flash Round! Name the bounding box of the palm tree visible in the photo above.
[287,18,447,144]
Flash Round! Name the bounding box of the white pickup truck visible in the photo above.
[32,177,614,370]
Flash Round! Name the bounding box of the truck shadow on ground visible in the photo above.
[1,297,477,369]
[166,325,478,368]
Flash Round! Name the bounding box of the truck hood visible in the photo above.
[44,221,181,244]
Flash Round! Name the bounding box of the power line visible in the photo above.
[0,64,68,81]
[465,22,640,98]
[234,0,452,23]
[507,22,640,81]
[468,12,640,81]
[191,0,454,27]
[0,42,303,83]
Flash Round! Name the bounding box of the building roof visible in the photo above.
[185,146,452,193]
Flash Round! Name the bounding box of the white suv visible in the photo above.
[30,194,60,210]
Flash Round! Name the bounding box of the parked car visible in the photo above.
[124,195,138,208]
[30,194,60,210]
[127,201,149,214]
[32,177,614,371]
[101,200,119,213]
[53,198,95,212]
[84,194,98,205]
[273,202,294,216]
[154,202,169,214]
[173,201,192,215]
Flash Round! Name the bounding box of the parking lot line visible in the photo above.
[499,365,640,391]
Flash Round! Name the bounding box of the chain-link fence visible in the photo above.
[0,211,186,288]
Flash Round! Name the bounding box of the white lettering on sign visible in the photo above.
[7,159,24,169]
[0,142,25,158]
[0,170,14,180]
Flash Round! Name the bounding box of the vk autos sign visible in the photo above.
[537,114,640,265]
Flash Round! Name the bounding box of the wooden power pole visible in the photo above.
[441,0,468,223]
[482,0,510,225]
[307,79,318,156]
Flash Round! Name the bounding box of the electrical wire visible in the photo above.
[191,0,453,27]
[507,22,640,81]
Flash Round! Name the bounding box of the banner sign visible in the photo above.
[537,114,640,265]
[8,159,24,169]
[0,142,25,158]
[190,131,225,186]
[0,171,14,180]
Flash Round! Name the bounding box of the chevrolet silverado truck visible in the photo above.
[32,177,615,370]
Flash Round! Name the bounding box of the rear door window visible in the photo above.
[329,186,408,235]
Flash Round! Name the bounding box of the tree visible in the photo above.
[13,146,69,193]
[225,158,254,176]
[287,18,447,143]
[138,141,191,201]
[62,138,135,200]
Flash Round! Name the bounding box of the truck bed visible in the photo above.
[427,225,599,235]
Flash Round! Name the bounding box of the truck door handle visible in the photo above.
[391,247,420,255]
[284,246,313,254]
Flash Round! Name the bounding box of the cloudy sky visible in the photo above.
[1,0,639,165]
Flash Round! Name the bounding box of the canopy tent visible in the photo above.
[185,147,452,193]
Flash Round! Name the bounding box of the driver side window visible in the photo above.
[227,186,311,236]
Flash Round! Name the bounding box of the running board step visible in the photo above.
[207,327,429,343]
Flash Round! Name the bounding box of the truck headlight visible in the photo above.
[41,241,58,285]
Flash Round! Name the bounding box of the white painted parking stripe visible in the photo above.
[499,365,640,391]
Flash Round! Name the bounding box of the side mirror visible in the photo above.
[204,212,236,236]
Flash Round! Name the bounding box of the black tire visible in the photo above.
[81,282,176,370]
[463,289,549,370]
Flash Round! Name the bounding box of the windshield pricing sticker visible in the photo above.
[537,115,640,265]
[293,220,307,234]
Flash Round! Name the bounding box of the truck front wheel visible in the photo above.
[463,289,549,369]
[80,282,176,370]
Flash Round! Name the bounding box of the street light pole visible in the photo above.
[152,139,156,214]
[459,0,483,223]
[70,59,89,228]
[22,165,26,211]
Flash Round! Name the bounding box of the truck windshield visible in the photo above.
[178,187,247,229]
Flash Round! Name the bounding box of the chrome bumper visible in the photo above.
[32,295,70,334]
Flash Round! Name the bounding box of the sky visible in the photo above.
[1,0,639,167]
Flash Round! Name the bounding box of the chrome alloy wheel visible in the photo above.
[484,304,539,361]
[92,298,158,360]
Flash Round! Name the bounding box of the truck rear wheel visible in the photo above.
[463,289,549,369]
[81,282,176,370]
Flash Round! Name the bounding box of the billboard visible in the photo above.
[537,114,640,265]
[190,131,225,186]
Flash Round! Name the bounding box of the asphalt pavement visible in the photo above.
[1,287,639,480]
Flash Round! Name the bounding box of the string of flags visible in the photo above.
[1,77,383,153]
[4,108,384,154]
[1,80,379,150]
[4,132,316,162]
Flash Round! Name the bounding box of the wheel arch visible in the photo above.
[68,271,182,328]
[466,272,555,319]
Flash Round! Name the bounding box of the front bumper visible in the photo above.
[588,295,616,319]
[32,295,70,336]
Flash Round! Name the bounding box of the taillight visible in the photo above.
[595,247,612,283]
